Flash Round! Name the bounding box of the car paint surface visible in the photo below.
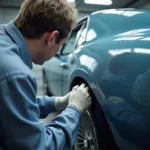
[43,9,150,150]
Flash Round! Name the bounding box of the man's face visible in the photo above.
[36,37,68,65]
[44,38,67,61]
[33,31,70,65]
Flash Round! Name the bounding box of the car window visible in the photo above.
[76,27,87,47]
[61,19,87,55]
[61,31,77,55]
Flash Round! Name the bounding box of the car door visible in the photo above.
[61,19,88,95]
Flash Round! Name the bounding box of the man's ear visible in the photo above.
[47,31,59,43]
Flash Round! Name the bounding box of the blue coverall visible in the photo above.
[0,21,81,150]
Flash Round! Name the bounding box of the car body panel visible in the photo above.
[43,9,150,150]
[44,57,64,96]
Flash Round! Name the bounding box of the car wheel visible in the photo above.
[71,81,118,150]
[74,111,99,150]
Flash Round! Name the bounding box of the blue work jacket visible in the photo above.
[0,21,81,150]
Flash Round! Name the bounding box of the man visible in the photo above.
[0,0,92,150]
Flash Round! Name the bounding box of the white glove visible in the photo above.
[68,84,92,112]
[54,85,79,111]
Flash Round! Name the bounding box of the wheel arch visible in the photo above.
[68,69,106,106]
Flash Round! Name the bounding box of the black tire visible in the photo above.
[74,110,100,150]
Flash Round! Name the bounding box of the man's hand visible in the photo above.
[68,84,92,112]
[54,85,79,111]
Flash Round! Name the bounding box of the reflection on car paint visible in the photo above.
[86,29,97,42]
[79,55,98,72]
[101,53,150,149]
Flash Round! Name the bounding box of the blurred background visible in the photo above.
[0,0,149,96]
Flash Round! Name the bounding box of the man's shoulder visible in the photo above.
[0,24,8,39]
[0,23,19,54]
[0,24,33,79]
[0,24,5,31]
[0,23,35,86]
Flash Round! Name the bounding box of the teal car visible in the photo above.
[43,9,150,150]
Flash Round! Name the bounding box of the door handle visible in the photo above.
[60,63,69,69]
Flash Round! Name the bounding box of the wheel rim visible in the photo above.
[74,111,99,150]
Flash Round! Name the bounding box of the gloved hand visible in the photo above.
[68,84,92,112]
[54,85,79,111]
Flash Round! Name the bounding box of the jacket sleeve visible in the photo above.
[36,96,56,118]
[0,73,81,150]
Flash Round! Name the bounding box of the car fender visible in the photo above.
[68,68,106,106]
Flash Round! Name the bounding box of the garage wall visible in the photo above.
[78,12,88,20]
[0,8,19,24]
[0,9,88,24]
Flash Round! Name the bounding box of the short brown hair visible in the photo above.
[14,0,78,43]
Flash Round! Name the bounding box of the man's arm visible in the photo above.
[36,96,56,118]
[0,73,81,150]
